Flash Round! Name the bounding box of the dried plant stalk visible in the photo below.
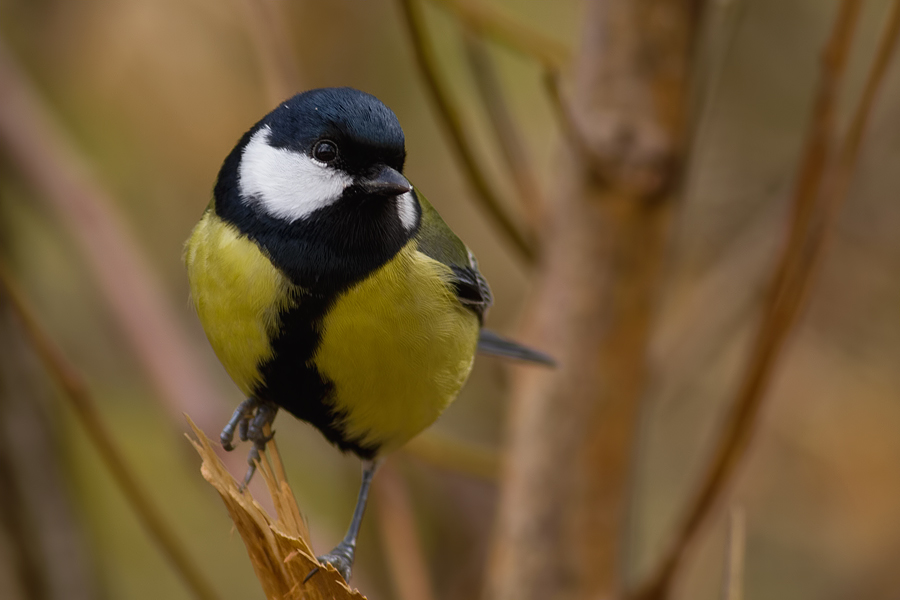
[721,507,745,600]
[374,463,438,600]
[187,419,366,600]
[397,0,537,263]
[403,431,499,481]
[0,36,225,434]
[0,263,220,600]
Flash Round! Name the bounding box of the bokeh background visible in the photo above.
[1,0,899,599]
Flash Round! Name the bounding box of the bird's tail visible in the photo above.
[477,329,556,367]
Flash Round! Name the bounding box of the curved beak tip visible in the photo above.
[360,166,412,196]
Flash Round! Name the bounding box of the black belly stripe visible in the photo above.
[252,290,381,459]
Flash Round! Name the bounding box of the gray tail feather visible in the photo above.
[477,329,556,367]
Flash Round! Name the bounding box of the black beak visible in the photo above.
[358,166,412,197]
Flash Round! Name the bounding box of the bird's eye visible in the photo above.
[313,140,338,163]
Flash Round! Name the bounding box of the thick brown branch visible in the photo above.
[396,0,537,263]
[542,64,679,198]
[486,1,695,600]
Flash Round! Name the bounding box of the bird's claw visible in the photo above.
[238,429,277,491]
[302,566,320,584]
[220,398,257,451]
[305,542,355,583]
[220,399,278,490]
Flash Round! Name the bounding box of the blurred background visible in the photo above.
[0,0,899,599]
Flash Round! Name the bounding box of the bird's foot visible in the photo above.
[219,399,278,490]
[246,402,277,446]
[304,541,355,583]
[220,398,257,451]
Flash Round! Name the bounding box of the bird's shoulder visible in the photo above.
[412,189,493,321]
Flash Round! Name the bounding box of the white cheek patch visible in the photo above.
[396,191,419,231]
[238,126,352,222]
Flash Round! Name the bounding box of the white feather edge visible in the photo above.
[396,191,418,231]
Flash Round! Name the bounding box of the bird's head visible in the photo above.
[212,88,422,289]
[220,87,419,232]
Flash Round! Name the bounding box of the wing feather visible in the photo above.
[413,189,493,321]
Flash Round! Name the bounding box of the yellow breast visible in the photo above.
[186,212,479,454]
[184,210,292,396]
[313,242,480,453]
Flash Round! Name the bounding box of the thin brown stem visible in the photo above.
[630,2,875,598]
[821,0,900,223]
[397,0,537,263]
[0,301,98,600]
[0,263,220,600]
[0,37,226,435]
[462,29,545,228]
[403,430,499,480]
[374,461,438,600]
[721,507,745,600]
[0,345,50,600]
[684,0,748,175]
[429,0,570,68]
[541,69,609,186]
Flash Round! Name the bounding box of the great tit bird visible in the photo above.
[184,87,552,582]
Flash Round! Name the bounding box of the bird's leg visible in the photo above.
[305,459,381,583]
[220,398,257,451]
[239,401,278,490]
